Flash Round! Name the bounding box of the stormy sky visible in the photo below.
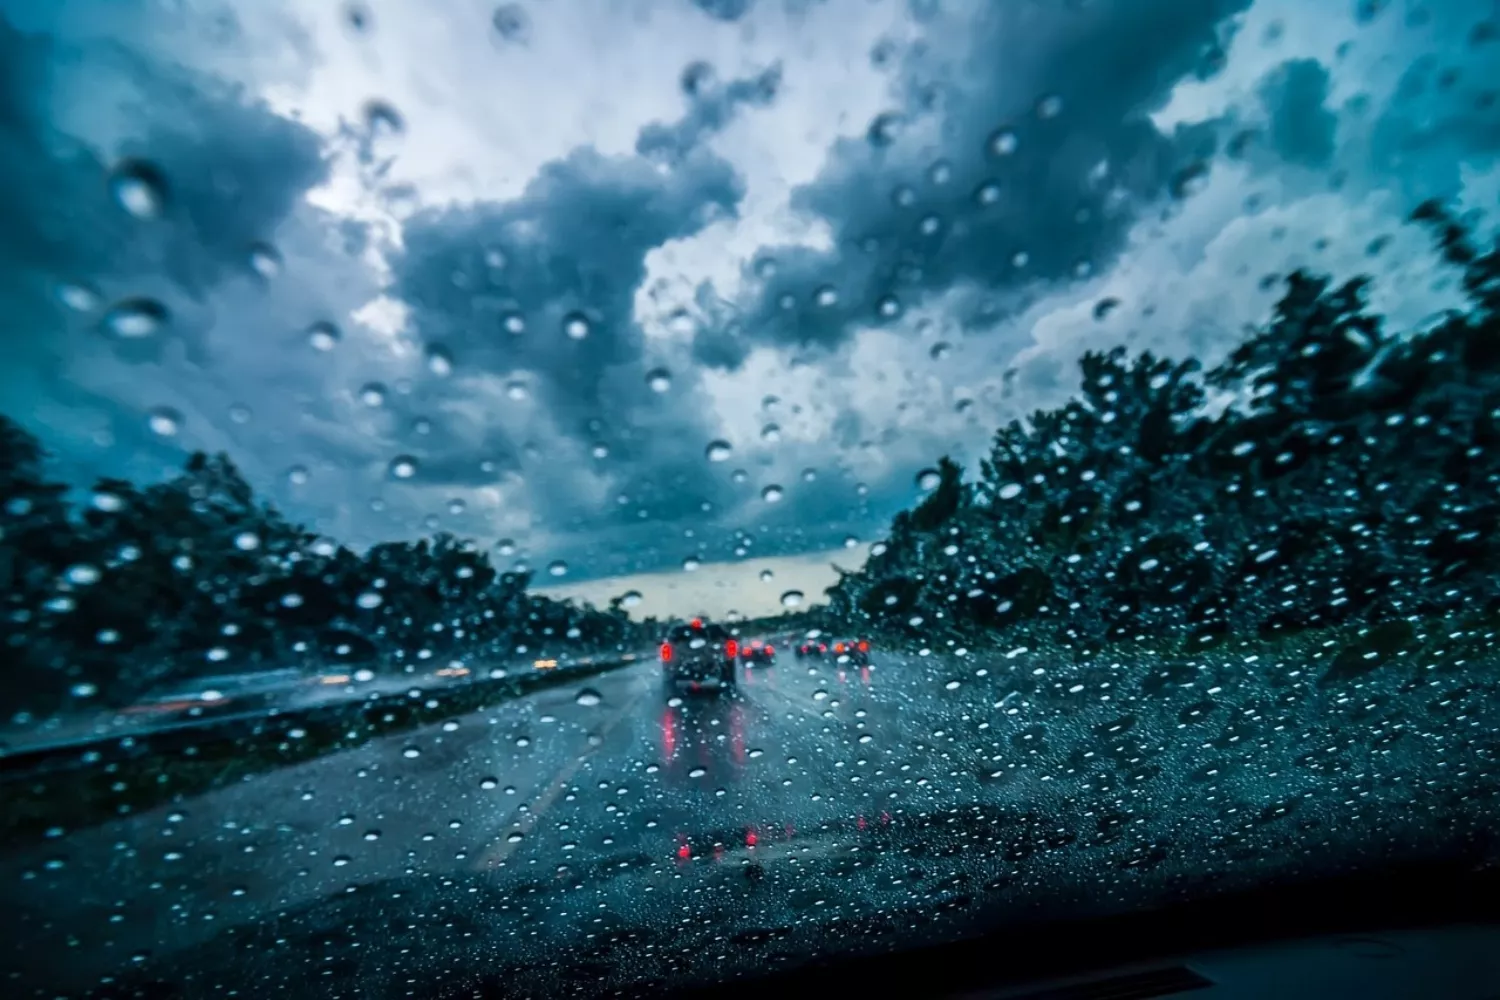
[1,0,1495,616]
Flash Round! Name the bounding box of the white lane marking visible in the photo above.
[473,679,648,871]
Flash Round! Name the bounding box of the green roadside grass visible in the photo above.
[0,657,635,849]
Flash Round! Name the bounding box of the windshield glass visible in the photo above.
[3,1,1498,997]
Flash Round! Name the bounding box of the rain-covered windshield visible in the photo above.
[3,1,1499,997]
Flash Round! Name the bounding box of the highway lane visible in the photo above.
[0,650,925,995]
[4,639,1498,998]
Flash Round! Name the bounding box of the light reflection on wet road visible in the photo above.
[0,651,903,994]
[6,638,1497,998]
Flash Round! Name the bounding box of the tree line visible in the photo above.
[825,202,1500,665]
[0,433,648,717]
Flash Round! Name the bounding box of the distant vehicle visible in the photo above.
[795,638,829,659]
[831,638,871,666]
[660,619,737,692]
[739,638,775,666]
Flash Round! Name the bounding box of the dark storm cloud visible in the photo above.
[385,69,787,567]
[694,0,1250,369]
[0,13,332,367]
[1259,59,1336,167]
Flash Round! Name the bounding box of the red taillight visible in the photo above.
[765,644,774,655]
[677,842,690,860]
[745,829,758,847]
[858,640,869,652]
[818,643,827,653]
[833,642,845,653]
[725,639,739,659]
[691,618,702,629]
[660,642,673,662]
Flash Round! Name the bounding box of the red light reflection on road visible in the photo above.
[860,666,872,687]
[662,708,677,760]
[730,703,746,765]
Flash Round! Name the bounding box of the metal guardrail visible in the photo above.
[0,657,636,783]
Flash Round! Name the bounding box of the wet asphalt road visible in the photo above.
[1,648,930,995]
[5,635,1498,998]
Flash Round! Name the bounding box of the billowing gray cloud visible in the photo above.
[694,0,1250,368]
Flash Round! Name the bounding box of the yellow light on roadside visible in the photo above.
[319,674,352,685]
[434,666,470,678]
[533,659,558,670]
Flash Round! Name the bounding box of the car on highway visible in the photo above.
[795,637,829,659]
[738,638,775,666]
[831,638,871,666]
[660,619,737,692]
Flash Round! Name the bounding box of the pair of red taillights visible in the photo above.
[661,640,769,661]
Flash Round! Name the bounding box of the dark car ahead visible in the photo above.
[739,638,775,666]
[794,638,828,659]
[831,638,871,666]
[660,619,737,692]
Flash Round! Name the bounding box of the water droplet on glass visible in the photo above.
[147,406,182,437]
[506,830,525,843]
[814,285,838,308]
[575,688,602,707]
[506,380,529,401]
[705,440,732,462]
[917,469,942,491]
[688,766,707,778]
[306,321,340,351]
[781,590,804,608]
[447,497,466,515]
[234,531,260,552]
[877,294,902,318]
[480,777,499,790]
[495,539,516,556]
[731,468,749,484]
[66,564,101,586]
[248,243,282,279]
[402,746,420,759]
[681,60,716,96]
[109,160,168,219]
[359,383,387,407]
[356,591,383,609]
[388,455,419,480]
[562,312,591,340]
[71,682,98,698]
[867,111,904,147]
[682,555,702,572]
[761,423,781,443]
[762,484,784,503]
[57,283,100,312]
[989,127,1019,157]
[930,342,951,361]
[844,535,859,548]
[364,99,404,136]
[621,590,642,608]
[426,344,454,376]
[102,299,168,339]
[998,482,1023,500]
[548,560,568,577]
[646,368,672,392]
[492,3,531,42]
[759,569,774,583]
[975,181,1001,205]
[1036,93,1064,119]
